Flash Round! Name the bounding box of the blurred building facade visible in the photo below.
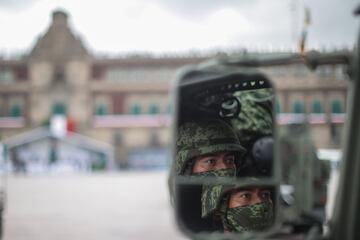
[0,10,348,170]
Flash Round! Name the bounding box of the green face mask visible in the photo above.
[191,167,236,178]
[225,202,274,233]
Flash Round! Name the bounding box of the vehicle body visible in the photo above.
[169,7,360,239]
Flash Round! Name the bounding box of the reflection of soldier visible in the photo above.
[174,90,276,233]
[192,89,276,233]
[231,89,274,145]
[201,181,274,233]
[231,89,274,177]
[175,119,246,232]
[176,119,246,177]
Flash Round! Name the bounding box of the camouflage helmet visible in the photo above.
[176,119,246,175]
[201,183,231,218]
[200,178,271,219]
[231,88,274,145]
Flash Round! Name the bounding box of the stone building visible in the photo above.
[0,10,348,170]
[265,63,348,148]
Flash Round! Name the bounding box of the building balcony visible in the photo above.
[93,114,171,128]
[0,116,25,128]
[277,113,346,125]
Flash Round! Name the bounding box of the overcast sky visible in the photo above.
[0,0,358,55]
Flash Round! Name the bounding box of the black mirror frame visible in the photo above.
[169,64,283,239]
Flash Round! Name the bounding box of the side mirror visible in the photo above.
[169,51,350,237]
[170,64,279,237]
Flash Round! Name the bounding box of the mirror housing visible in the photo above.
[170,64,279,237]
[169,51,351,238]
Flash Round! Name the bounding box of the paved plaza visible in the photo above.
[3,171,187,240]
[2,168,339,240]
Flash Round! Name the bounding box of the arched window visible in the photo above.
[311,100,323,113]
[148,103,159,114]
[130,104,141,115]
[52,102,66,115]
[95,104,107,116]
[331,100,342,113]
[292,101,304,113]
[11,104,22,117]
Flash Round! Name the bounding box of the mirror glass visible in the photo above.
[173,66,277,235]
[176,67,275,179]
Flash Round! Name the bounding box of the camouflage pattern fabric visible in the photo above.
[231,88,274,146]
[176,119,246,175]
[200,177,267,219]
[191,168,236,218]
[201,184,231,218]
[191,167,235,178]
[223,202,274,233]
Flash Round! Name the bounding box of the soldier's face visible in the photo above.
[192,151,235,173]
[228,187,272,208]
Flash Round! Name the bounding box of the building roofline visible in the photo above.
[2,127,113,152]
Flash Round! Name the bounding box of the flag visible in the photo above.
[66,116,76,134]
[299,6,311,54]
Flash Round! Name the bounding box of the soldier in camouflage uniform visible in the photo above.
[175,88,274,177]
[200,181,274,233]
[175,89,275,233]
[231,88,274,147]
[230,88,274,177]
[196,88,275,233]
[175,119,246,232]
[176,119,246,177]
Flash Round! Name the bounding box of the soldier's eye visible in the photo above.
[260,191,271,200]
[205,158,217,165]
[224,156,235,165]
[239,192,251,200]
